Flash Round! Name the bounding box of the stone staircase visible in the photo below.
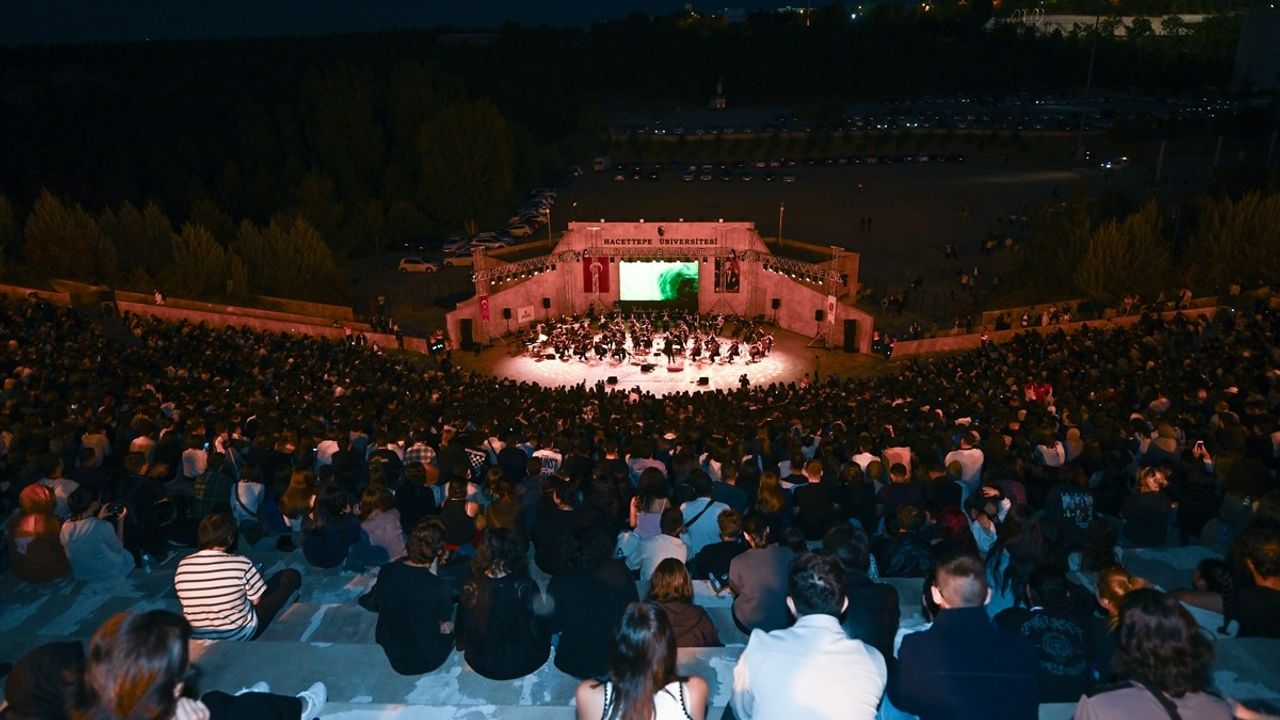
[2,541,1277,719]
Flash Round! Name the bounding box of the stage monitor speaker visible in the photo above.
[815,309,825,322]
[641,363,656,373]
[667,362,684,371]
[771,298,781,310]
[541,297,551,309]
[606,376,619,385]
[697,377,710,386]
[844,319,859,353]
[502,308,512,320]
[543,353,557,360]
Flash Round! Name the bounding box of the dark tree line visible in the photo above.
[0,4,1244,280]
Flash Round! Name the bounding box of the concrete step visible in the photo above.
[190,639,744,710]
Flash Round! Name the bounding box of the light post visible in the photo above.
[777,201,785,250]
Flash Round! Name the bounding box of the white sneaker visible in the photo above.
[235,681,270,695]
[296,681,327,719]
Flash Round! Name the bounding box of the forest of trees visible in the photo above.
[1027,183,1280,303]
[0,3,1251,302]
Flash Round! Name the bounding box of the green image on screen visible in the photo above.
[619,261,699,302]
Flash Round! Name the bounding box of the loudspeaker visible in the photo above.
[641,363,656,373]
[697,377,710,386]
[771,298,781,310]
[606,376,619,385]
[541,298,551,309]
[502,308,512,320]
[815,309,825,322]
[844,319,859,353]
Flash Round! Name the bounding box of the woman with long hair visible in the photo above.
[630,468,670,540]
[359,518,455,675]
[277,468,316,548]
[454,528,550,680]
[60,485,134,584]
[301,482,360,569]
[1073,589,1231,719]
[575,602,708,720]
[646,559,721,648]
[72,609,325,720]
[8,483,70,583]
[751,470,791,542]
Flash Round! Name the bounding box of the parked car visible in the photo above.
[442,250,475,267]
[782,173,797,183]
[397,257,440,273]
[442,236,471,254]
[508,223,536,237]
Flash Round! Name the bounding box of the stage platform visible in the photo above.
[456,325,888,395]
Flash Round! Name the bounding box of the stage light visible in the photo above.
[639,218,645,223]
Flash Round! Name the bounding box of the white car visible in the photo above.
[442,236,471,254]
[472,234,514,249]
[442,250,475,267]
[397,257,441,273]
[508,224,536,237]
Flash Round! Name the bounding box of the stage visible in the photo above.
[455,325,887,396]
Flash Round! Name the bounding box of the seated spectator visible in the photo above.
[395,461,438,536]
[532,477,580,575]
[1074,589,1232,719]
[548,525,639,679]
[712,462,749,514]
[623,507,688,582]
[1121,466,1177,547]
[59,486,134,584]
[36,453,79,519]
[679,469,728,556]
[823,524,900,668]
[750,470,792,542]
[890,553,1038,720]
[278,467,317,549]
[72,609,326,720]
[359,518,455,675]
[358,485,406,566]
[729,514,794,634]
[629,467,672,540]
[480,476,521,533]
[793,459,834,541]
[995,564,1096,703]
[1092,565,1149,681]
[877,462,924,527]
[690,508,747,581]
[964,485,1010,555]
[454,528,551,680]
[190,451,234,522]
[574,602,709,720]
[7,484,70,584]
[302,483,360,569]
[832,462,877,533]
[730,553,887,720]
[1044,463,1096,549]
[1175,527,1280,638]
[930,506,978,561]
[874,505,934,578]
[647,558,721,648]
[174,511,302,640]
[230,465,268,540]
[441,472,480,551]
[3,640,85,720]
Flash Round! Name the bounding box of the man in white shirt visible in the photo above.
[623,508,687,582]
[37,454,80,518]
[731,552,887,720]
[943,430,984,489]
[679,471,727,556]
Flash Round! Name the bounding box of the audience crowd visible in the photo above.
[1,289,1279,719]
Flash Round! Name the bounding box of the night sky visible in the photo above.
[5,0,789,46]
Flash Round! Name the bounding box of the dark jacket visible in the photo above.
[455,573,550,680]
[655,600,722,647]
[891,606,1039,720]
[547,558,638,679]
[841,571,900,672]
[359,562,455,675]
[875,532,935,578]
[994,606,1095,703]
